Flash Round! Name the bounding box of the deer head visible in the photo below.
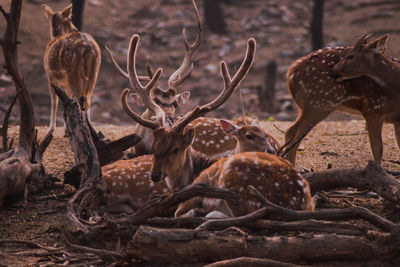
[42,4,77,38]
[121,34,256,190]
[219,117,280,154]
[333,34,389,84]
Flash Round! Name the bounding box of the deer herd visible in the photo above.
[33,2,400,217]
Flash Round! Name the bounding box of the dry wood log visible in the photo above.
[126,226,400,264]
[304,161,400,204]
[53,86,106,239]
[64,120,141,188]
[0,0,53,205]
[205,257,301,267]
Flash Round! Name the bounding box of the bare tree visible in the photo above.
[203,0,227,34]
[310,0,325,51]
[71,0,85,30]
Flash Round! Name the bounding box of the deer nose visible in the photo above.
[266,148,276,155]
[150,171,163,183]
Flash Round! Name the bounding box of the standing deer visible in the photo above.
[42,4,101,135]
[285,34,395,166]
[105,0,201,156]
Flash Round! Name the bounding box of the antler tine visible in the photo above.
[127,34,166,126]
[168,0,202,89]
[105,44,151,82]
[172,38,256,133]
[121,88,160,129]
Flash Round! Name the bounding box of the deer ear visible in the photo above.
[219,119,238,135]
[130,93,144,106]
[61,4,73,18]
[250,116,261,127]
[176,91,190,106]
[183,128,195,146]
[41,5,54,18]
[366,34,389,54]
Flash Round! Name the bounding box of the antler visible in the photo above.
[120,34,165,129]
[172,38,256,133]
[167,0,202,89]
[105,45,151,82]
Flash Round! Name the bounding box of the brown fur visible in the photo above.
[175,152,313,217]
[285,35,400,165]
[42,4,101,134]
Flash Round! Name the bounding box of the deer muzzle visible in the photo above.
[150,171,166,183]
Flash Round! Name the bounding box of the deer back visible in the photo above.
[288,46,391,117]
[175,152,313,217]
[102,154,169,211]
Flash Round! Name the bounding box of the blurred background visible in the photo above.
[0,0,400,126]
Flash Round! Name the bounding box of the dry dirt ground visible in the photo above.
[2,0,400,265]
[0,121,400,266]
[1,0,400,123]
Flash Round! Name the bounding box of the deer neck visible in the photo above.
[166,148,216,190]
[369,55,400,96]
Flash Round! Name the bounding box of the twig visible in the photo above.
[64,237,123,259]
[0,6,8,20]
[0,239,62,251]
[273,123,285,134]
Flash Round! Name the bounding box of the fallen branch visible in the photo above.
[117,183,238,226]
[248,185,398,232]
[305,161,400,204]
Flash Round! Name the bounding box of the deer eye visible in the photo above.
[172,148,179,154]
[245,134,254,141]
[347,55,354,60]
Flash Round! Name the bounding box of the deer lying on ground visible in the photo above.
[42,4,101,135]
[105,0,201,156]
[285,34,395,166]
[107,34,313,217]
[102,34,254,211]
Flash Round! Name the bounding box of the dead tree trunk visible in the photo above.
[71,0,85,31]
[203,0,227,34]
[0,0,53,205]
[310,0,324,51]
[53,86,106,239]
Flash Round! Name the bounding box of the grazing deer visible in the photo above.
[285,34,395,166]
[42,4,101,135]
[105,0,201,156]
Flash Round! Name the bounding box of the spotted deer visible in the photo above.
[285,34,396,166]
[187,116,281,160]
[118,34,313,218]
[105,0,201,156]
[102,35,256,211]
[42,4,101,135]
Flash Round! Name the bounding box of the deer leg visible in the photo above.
[47,81,59,135]
[365,115,384,165]
[285,109,332,165]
